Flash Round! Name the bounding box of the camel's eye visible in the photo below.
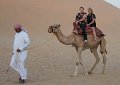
[54,27,57,28]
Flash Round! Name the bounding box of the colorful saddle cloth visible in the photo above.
[73,22,105,37]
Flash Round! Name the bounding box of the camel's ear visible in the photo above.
[50,26,53,28]
[58,24,60,27]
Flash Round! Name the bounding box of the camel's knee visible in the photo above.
[102,54,106,64]
[100,51,103,54]
[90,49,93,53]
[96,57,100,63]
[91,48,97,53]
[100,50,107,54]
[76,62,79,66]
[76,61,83,66]
[80,62,83,66]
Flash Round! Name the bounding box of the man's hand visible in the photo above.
[17,49,21,52]
[76,21,79,24]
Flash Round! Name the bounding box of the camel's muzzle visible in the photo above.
[48,26,54,33]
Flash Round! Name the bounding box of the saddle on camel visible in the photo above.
[72,22,105,37]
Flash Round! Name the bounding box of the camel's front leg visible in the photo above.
[71,47,87,77]
[71,62,79,77]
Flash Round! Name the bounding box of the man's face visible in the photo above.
[15,28,22,33]
[79,8,84,13]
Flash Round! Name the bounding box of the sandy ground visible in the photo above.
[0,0,120,85]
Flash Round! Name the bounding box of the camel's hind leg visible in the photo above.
[89,48,100,74]
[102,53,106,74]
[100,37,107,74]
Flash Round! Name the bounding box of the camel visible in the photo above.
[48,24,107,77]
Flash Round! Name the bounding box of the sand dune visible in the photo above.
[0,0,120,85]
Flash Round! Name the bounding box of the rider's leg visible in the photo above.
[79,22,87,42]
[91,27,97,41]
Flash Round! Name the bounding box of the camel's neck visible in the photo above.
[54,29,73,45]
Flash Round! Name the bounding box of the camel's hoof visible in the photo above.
[102,72,105,74]
[84,72,89,76]
[70,74,78,77]
[70,75,74,77]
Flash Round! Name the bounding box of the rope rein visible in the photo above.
[29,34,54,50]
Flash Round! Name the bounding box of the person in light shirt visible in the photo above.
[10,24,30,84]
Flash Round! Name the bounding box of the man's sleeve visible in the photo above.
[20,33,30,51]
[76,13,79,21]
[76,15,78,20]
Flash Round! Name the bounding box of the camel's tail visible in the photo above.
[100,37,107,54]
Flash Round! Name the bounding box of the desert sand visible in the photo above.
[0,0,120,85]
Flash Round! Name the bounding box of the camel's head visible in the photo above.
[48,24,60,33]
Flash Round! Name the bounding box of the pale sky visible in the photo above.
[104,0,120,9]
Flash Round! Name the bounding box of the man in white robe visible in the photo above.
[10,24,30,84]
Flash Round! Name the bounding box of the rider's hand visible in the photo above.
[76,21,79,24]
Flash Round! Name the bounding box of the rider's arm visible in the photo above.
[88,14,96,25]
[79,14,87,22]
[75,14,79,22]
[88,18,95,25]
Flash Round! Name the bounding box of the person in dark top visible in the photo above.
[75,7,87,42]
[87,8,97,41]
